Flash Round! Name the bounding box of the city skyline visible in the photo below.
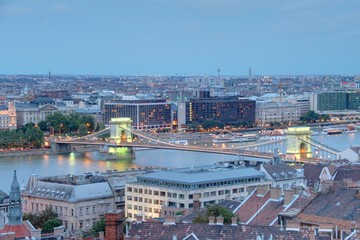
[1,0,360,76]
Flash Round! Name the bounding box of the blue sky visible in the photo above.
[0,0,359,76]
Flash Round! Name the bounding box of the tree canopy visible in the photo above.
[192,204,236,224]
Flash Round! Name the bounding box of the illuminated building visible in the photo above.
[104,99,172,130]
[184,91,255,125]
[0,101,16,130]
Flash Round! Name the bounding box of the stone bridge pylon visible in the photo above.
[107,117,135,160]
[286,127,312,160]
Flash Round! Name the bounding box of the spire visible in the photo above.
[8,170,23,225]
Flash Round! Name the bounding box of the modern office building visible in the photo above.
[104,99,172,129]
[310,91,360,112]
[310,92,348,112]
[183,91,255,125]
[125,166,268,220]
[347,92,360,109]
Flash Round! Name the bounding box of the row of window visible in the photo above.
[30,202,111,216]
[134,177,261,190]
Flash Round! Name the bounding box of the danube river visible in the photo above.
[0,150,236,192]
[1,129,360,192]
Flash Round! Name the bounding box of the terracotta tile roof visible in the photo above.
[248,200,285,226]
[334,166,360,182]
[262,164,298,180]
[297,213,356,229]
[301,188,360,222]
[127,222,311,240]
[235,190,270,223]
[303,164,325,187]
[0,223,31,239]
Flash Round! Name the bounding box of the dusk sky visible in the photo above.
[1,0,359,76]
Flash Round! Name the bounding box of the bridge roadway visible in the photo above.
[55,140,274,159]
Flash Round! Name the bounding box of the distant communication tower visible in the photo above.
[249,67,252,82]
[217,67,221,86]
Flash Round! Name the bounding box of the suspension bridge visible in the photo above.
[52,118,341,163]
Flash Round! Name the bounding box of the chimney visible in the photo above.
[256,184,269,197]
[270,186,282,200]
[285,220,300,231]
[231,216,238,226]
[53,226,64,237]
[216,216,224,225]
[105,210,126,240]
[193,193,201,211]
[172,234,177,240]
[309,228,316,240]
[208,216,215,225]
[283,189,295,207]
[163,216,176,225]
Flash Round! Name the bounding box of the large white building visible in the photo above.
[125,166,270,220]
[256,101,300,126]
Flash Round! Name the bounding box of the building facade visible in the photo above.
[256,102,300,126]
[22,175,115,234]
[184,94,256,125]
[125,166,269,220]
[0,102,16,130]
[104,99,172,129]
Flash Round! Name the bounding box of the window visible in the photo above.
[127,204,132,209]
[134,188,138,193]
[127,187,132,192]
[139,188,143,194]
[218,190,224,195]
[189,194,193,199]
[179,194,185,199]
[204,192,209,197]
[160,191,166,197]
[211,191,216,196]
[154,191,159,196]
[127,195,132,200]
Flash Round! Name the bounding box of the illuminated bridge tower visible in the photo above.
[286,127,312,160]
[107,117,135,160]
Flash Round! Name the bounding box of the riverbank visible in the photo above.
[0,148,52,158]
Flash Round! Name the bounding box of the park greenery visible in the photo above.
[0,123,44,149]
[300,111,331,123]
[0,113,100,150]
[38,112,101,136]
[23,207,61,233]
[192,204,236,224]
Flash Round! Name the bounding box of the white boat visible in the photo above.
[169,140,189,145]
[212,131,257,143]
[321,125,357,135]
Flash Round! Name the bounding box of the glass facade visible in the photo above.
[185,96,255,124]
[104,100,172,129]
[317,92,347,111]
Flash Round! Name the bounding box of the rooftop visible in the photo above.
[137,166,264,185]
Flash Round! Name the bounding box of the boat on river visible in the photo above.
[321,125,357,135]
[212,130,257,143]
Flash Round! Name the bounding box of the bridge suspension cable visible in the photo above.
[298,137,340,156]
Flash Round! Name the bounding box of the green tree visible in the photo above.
[42,219,62,233]
[23,207,59,230]
[78,124,88,137]
[91,217,105,235]
[192,204,235,224]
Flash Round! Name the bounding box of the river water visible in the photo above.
[1,130,360,192]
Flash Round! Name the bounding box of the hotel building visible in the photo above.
[104,99,172,130]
